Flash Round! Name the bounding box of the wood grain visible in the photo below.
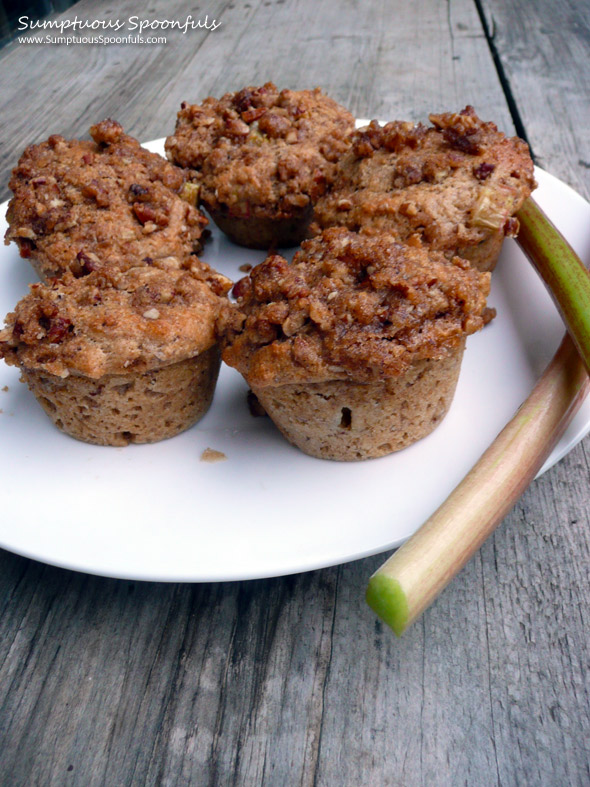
[478,0,590,197]
[0,0,589,785]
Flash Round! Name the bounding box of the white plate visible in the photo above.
[1,145,589,581]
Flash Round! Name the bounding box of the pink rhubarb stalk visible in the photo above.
[367,196,590,635]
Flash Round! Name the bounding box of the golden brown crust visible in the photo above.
[5,119,209,280]
[250,346,465,460]
[21,348,221,446]
[165,83,355,223]
[0,260,231,378]
[218,227,491,386]
[312,107,536,259]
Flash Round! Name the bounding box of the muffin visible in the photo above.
[0,260,231,446]
[218,228,492,461]
[165,83,355,249]
[5,119,208,281]
[312,107,536,271]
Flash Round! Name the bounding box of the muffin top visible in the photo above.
[312,106,536,252]
[218,228,492,386]
[165,83,355,220]
[0,260,231,379]
[5,119,208,280]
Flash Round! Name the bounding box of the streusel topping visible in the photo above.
[219,228,492,386]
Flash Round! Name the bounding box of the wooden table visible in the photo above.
[1,1,589,784]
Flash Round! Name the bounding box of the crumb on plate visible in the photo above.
[201,447,227,463]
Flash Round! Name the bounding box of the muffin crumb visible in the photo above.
[201,447,227,462]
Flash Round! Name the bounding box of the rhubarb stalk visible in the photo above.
[517,198,590,374]
[367,197,590,636]
[366,333,588,635]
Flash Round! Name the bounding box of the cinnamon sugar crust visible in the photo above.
[165,83,355,223]
[312,107,536,266]
[5,119,208,280]
[0,261,231,379]
[218,228,491,387]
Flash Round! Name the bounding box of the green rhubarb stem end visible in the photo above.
[366,574,409,637]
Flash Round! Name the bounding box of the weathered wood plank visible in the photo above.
[476,450,590,787]
[471,3,590,784]
[0,0,589,785]
[477,0,590,199]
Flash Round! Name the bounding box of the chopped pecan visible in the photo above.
[129,183,149,198]
[234,87,257,114]
[133,203,157,224]
[47,317,73,343]
[132,203,169,227]
[232,276,252,300]
[241,107,267,124]
[473,162,495,180]
[224,116,250,138]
